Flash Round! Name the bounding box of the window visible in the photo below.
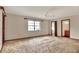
[28,20,40,31]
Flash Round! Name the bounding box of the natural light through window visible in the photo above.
[28,20,40,31]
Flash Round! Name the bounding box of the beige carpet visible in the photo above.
[1,36,79,53]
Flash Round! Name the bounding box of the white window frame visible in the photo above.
[28,20,40,31]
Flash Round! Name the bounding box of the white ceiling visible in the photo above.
[4,6,79,20]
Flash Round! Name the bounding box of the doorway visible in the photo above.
[61,19,70,37]
[51,21,57,36]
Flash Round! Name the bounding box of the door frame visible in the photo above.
[61,19,70,37]
[51,21,57,36]
[2,13,5,43]
[0,7,6,52]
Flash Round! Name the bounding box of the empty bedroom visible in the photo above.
[0,6,79,53]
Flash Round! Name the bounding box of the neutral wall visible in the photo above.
[70,15,79,39]
[0,9,2,50]
[5,13,79,40]
[57,20,61,36]
[5,14,51,40]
